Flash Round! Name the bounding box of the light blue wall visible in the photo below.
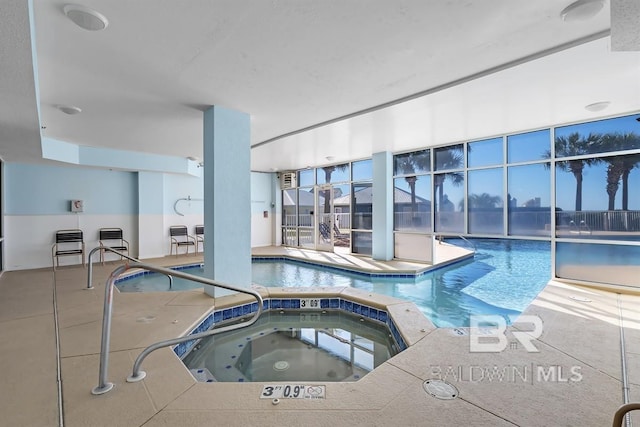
[5,163,137,215]
[251,172,273,214]
[203,106,252,290]
[138,172,164,215]
[40,137,200,176]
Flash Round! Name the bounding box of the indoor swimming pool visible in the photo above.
[116,239,551,327]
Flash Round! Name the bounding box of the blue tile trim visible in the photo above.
[173,297,407,359]
[115,263,203,284]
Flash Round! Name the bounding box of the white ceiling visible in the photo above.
[1,1,639,172]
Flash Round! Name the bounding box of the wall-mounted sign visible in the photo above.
[71,200,84,212]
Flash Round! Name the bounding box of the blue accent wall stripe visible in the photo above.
[5,163,137,215]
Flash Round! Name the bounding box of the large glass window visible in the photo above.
[394,150,430,175]
[555,153,640,240]
[434,145,464,171]
[352,231,372,255]
[508,164,551,236]
[467,168,503,234]
[555,115,640,156]
[434,172,464,233]
[332,184,351,248]
[317,163,350,184]
[282,189,297,245]
[282,189,297,226]
[283,113,640,291]
[468,137,503,168]
[352,183,372,231]
[297,188,314,247]
[394,176,431,232]
[352,159,373,181]
[298,169,314,187]
[507,129,550,164]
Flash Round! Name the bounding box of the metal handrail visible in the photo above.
[617,295,633,427]
[91,262,263,395]
[86,246,173,289]
[612,403,640,427]
[457,235,476,252]
[435,234,477,252]
[173,196,204,216]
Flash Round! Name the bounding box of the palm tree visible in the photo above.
[604,157,625,211]
[621,153,640,210]
[394,151,430,216]
[433,146,464,210]
[467,193,502,210]
[321,164,348,214]
[549,132,601,212]
[598,132,640,210]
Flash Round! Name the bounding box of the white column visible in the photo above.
[372,151,393,260]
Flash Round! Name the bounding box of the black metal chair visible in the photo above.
[99,228,130,264]
[52,229,85,269]
[194,225,204,253]
[169,225,196,257]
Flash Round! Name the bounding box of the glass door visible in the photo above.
[316,184,334,252]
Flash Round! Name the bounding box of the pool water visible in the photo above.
[116,239,551,327]
[182,311,397,382]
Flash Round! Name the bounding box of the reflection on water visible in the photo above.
[116,239,551,327]
[253,239,550,327]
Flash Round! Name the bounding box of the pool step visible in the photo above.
[190,368,217,383]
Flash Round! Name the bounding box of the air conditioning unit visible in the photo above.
[280,172,297,189]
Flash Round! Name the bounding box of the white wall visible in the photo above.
[251,172,274,247]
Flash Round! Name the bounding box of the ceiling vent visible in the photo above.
[280,172,297,189]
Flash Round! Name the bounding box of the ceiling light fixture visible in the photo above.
[63,4,109,31]
[57,105,82,115]
[584,101,611,112]
[560,0,605,22]
[326,156,335,161]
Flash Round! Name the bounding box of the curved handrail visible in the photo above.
[457,235,476,252]
[86,246,173,289]
[435,234,477,252]
[173,196,204,216]
[612,402,640,427]
[91,262,263,395]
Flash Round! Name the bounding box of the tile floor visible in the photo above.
[0,245,638,427]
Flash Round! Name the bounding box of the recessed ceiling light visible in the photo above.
[57,105,82,115]
[63,4,109,31]
[560,0,605,22]
[584,101,611,112]
[326,156,335,161]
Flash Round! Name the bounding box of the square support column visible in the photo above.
[203,106,251,296]
[137,171,164,259]
[372,151,393,260]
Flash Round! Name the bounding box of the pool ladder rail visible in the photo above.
[90,261,263,395]
[436,234,477,253]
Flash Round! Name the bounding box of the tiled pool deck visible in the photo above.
[0,244,638,426]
